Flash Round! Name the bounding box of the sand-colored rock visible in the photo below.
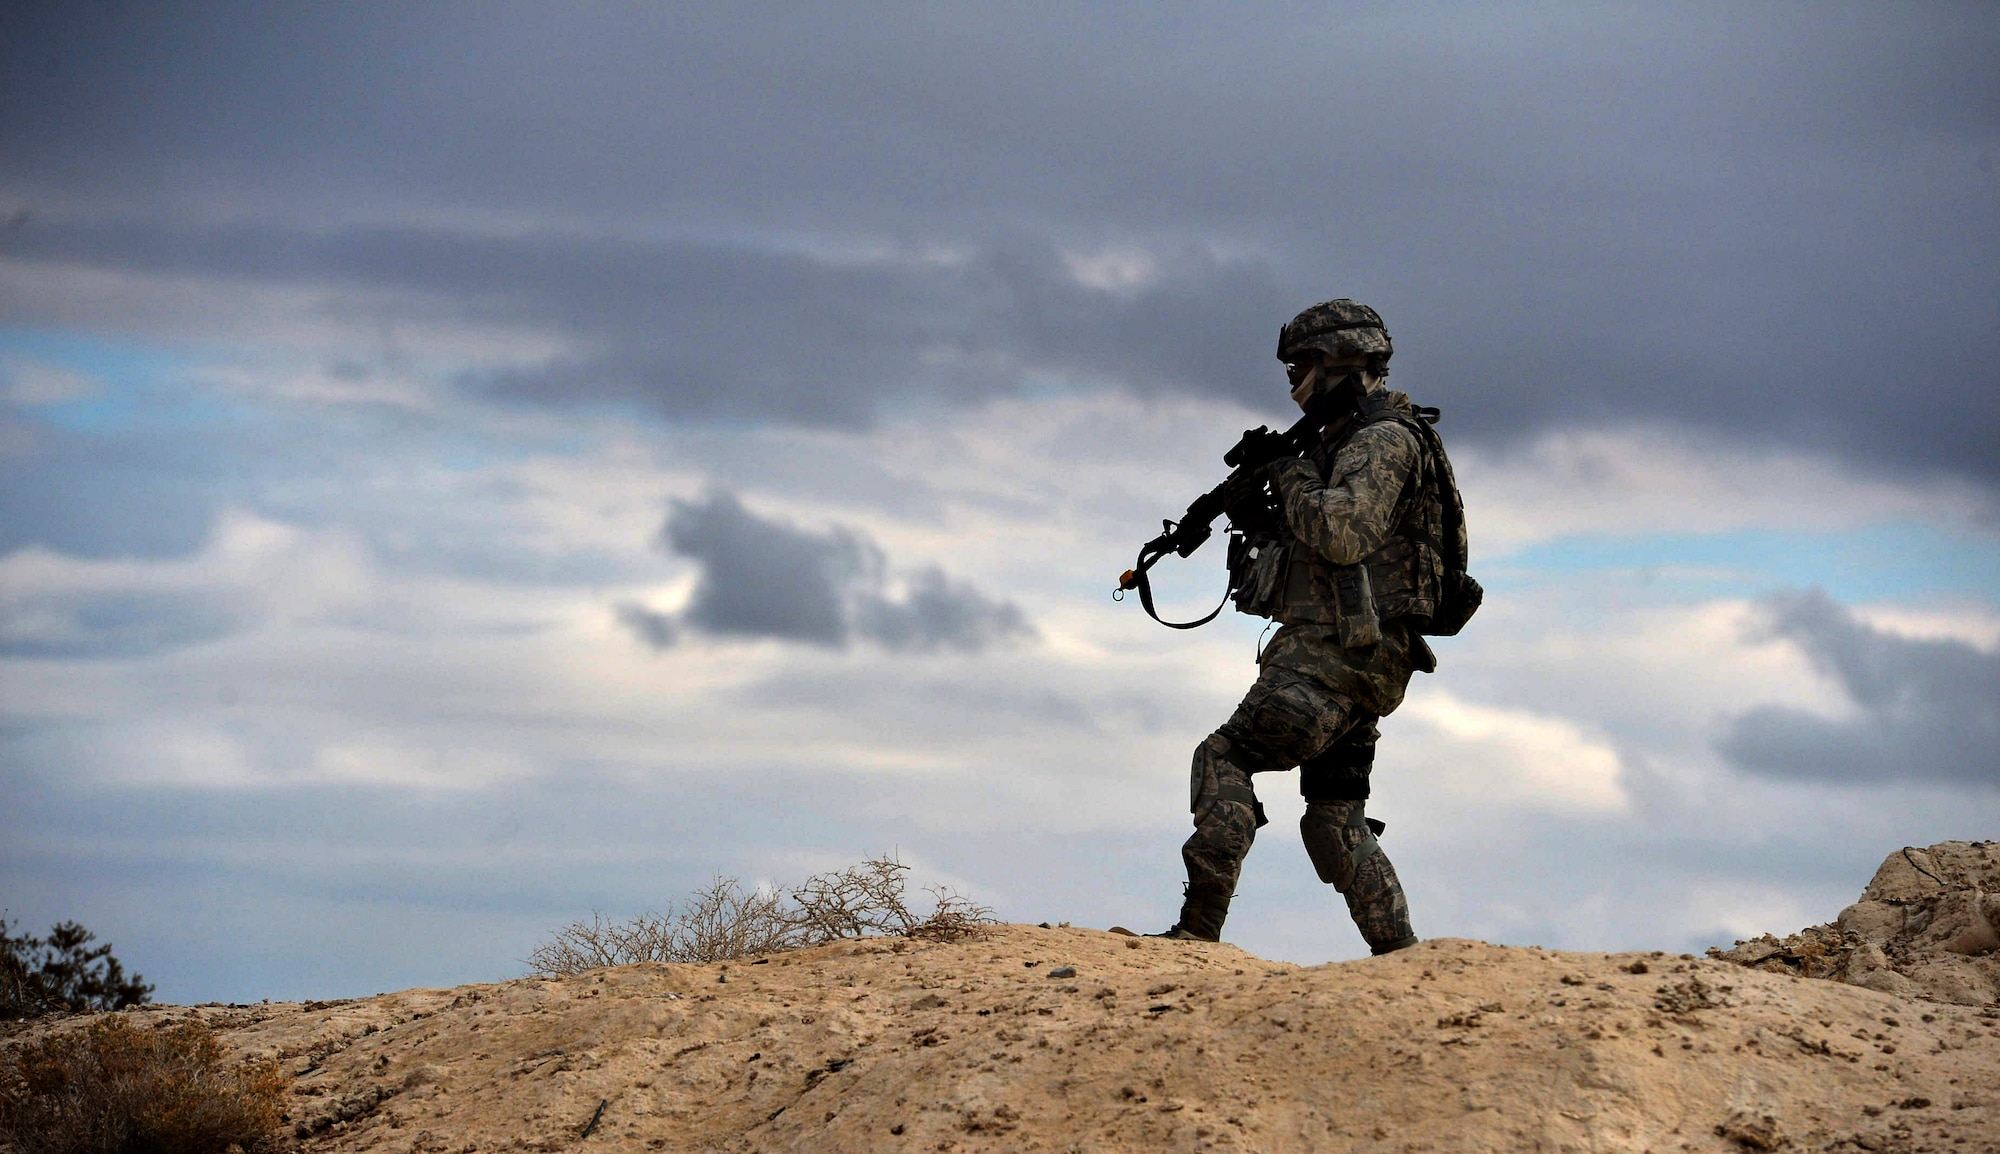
[1713,841,2000,1006]
[10,926,1997,1153]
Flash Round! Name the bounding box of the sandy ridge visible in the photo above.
[29,925,1998,1154]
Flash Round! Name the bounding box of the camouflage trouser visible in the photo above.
[1183,666,1417,953]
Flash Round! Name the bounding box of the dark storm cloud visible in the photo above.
[1718,589,2000,787]
[2,4,1998,477]
[0,219,1287,424]
[662,490,865,645]
[853,566,1033,655]
[466,233,1290,424]
[631,491,1031,652]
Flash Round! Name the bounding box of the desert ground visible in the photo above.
[9,843,1998,1154]
[60,936,2000,1153]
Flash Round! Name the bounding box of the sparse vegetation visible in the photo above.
[0,1016,288,1154]
[528,857,996,975]
[1,917,152,1020]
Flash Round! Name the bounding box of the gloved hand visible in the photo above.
[1221,468,1276,529]
[1228,426,1297,470]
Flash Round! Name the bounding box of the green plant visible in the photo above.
[1,917,153,1020]
[0,1016,288,1154]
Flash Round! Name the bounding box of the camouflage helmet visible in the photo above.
[1276,299,1392,365]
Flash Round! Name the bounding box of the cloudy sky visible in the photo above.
[2,3,1996,1003]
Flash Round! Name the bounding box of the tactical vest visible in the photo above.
[1229,391,1472,646]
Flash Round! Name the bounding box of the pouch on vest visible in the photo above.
[1333,564,1381,648]
[1228,533,1290,619]
[1426,569,1483,637]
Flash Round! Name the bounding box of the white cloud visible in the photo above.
[105,722,263,789]
[1456,426,1995,554]
[310,737,538,790]
[1396,689,1630,814]
[0,508,373,663]
[0,260,572,368]
[1452,592,1853,742]
[1850,601,2000,653]
[1060,246,1161,292]
[1676,882,1823,943]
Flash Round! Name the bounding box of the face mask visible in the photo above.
[1289,366,1321,408]
[1292,367,1367,411]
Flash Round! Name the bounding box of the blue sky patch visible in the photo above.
[0,329,245,434]
[1489,524,2000,608]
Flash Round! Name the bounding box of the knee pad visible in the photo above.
[1300,800,1381,893]
[1190,734,1266,827]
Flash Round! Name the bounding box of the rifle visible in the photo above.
[1115,377,1355,629]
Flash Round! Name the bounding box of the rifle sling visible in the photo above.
[1130,552,1229,630]
[1121,382,1349,632]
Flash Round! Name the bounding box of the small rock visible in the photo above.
[1048,966,1077,979]
[1716,1107,1788,1149]
[400,1064,446,1089]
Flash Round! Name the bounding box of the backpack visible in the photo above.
[1392,405,1482,637]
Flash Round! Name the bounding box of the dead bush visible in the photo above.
[0,1016,288,1154]
[907,888,1000,942]
[787,858,922,941]
[528,857,995,975]
[523,910,667,976]
[671,876,800,962]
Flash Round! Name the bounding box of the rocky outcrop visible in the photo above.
[1712,841,2000,1005]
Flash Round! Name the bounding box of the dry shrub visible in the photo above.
[0,1016,288,1154]
[528,857,995,975]
[906,889,997,942]
[523,911,675,975]
[525,879,795,976]
[671,876,800,962]
[787,858,922,941]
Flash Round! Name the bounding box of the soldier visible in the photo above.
[1154,299,1470,952]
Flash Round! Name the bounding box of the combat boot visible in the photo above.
[1149,881,1232,942]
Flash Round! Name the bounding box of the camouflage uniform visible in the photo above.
[1171,300,1447,954]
